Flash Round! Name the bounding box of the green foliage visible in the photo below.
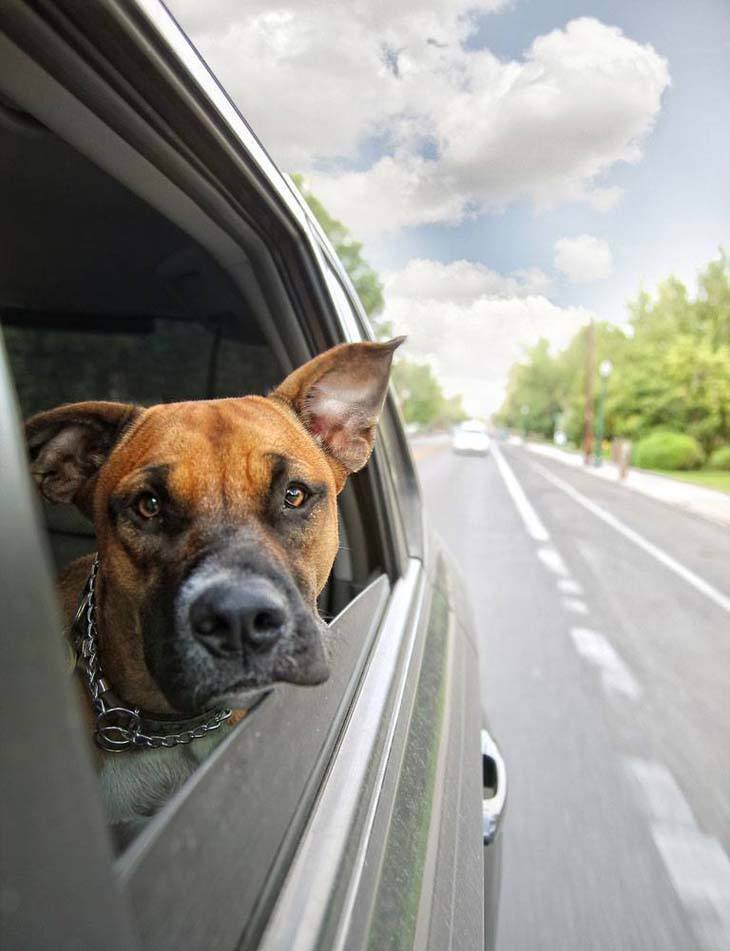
[633,432,705,471]
[494,251,730,462]
[707,445,730,470]
[291,174,387,331]
[392,360,468,430]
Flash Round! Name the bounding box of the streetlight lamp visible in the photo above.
[520,404,529,441]
[594,359,613,466]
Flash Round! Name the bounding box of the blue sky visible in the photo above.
[169,0,730,413]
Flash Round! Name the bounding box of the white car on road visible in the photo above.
[452,420,491,455]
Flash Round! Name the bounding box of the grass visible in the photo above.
[651,470,730,494]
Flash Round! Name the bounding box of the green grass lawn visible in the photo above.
[651,470,730,494]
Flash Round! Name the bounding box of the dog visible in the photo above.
[25,337,402,840]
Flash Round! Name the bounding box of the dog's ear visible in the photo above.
[25,401,140,509]
[273,337,404,480]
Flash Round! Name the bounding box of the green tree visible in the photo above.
[392,360,468,430]
[494,250,730,458]
[291,174,387,331]
[494,338,564,437]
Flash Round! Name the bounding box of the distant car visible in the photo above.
[452,420,491,455]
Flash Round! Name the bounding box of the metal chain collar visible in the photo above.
[74,554,231,753]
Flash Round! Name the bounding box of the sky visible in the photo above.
[166,0,730,416]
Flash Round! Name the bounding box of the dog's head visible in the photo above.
[25,339,402,715]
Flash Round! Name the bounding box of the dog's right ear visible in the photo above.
[25,401,140,507]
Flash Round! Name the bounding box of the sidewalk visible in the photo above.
[525,442,730,529]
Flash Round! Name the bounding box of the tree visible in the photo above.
[494,250,730,456]
[291,174,387,332]
[494,338,565,437]
[392,360,468,430]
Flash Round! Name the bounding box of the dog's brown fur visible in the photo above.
[27,338,403,723]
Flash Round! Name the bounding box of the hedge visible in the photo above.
[633,432,705,471]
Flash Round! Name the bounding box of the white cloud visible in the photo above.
[166,5,670,236]
[310,17,670,236]
[554,234,614,283]
[385,258,551,302]
[168,0,510,168]
[384,258,592,415]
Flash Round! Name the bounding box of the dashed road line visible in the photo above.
[570,627,642,700]
[532,461,730,616]
[536,546,569,577]
[492,443,550,542]
[558,578,583,595]
[625,757,730,951]
[562,597,589,615]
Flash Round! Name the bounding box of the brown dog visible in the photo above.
[25,338,402,834]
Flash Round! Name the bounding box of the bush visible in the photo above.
[707,445,730,470]
[633,432,705,471]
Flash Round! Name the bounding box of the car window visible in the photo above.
[0,88,391,874]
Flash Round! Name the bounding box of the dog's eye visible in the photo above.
[136,492,161,519]
[284,483,309,509]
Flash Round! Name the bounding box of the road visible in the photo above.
[413,438,730,951]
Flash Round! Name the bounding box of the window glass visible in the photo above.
[4,313,279,416]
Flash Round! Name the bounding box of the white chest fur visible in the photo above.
[98,730,226,830]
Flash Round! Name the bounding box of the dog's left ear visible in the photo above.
[273,337,404,482]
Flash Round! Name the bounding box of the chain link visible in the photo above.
[76,555,230,752]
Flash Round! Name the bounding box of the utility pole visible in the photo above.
[582,319,595,465]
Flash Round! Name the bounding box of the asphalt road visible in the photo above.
[413,438,730,951]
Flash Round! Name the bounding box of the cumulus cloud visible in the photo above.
[384,259,592,415]
[167,4,670,236]
[385,258,552,302]
[168,0,510,168]
[554,235,614,283]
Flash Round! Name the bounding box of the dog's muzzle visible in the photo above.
[162,554,330,711]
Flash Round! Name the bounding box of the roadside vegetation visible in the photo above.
[494,251,730,491]
[292,175,467,430]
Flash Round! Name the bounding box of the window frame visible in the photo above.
[0,5,423,950]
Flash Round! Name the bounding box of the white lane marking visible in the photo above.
[625,757,730,951]
[562,597,589,615]
[492,443,550,542]
[625,758,696,826]
[570,627,642,700]
[532,462,730,616]
[558,578,583,595]
[536,546,568,577]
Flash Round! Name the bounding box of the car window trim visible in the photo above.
[258,559,424,951]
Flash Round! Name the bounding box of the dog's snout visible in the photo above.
[189,578,289,656]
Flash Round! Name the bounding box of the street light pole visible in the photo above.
[594,359,613,467]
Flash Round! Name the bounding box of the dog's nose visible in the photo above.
[189,578,289,655]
